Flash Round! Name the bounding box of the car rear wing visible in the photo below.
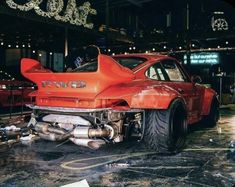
[21,54,135,98]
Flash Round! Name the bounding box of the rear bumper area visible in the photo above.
[26,104,112,113]
[26,104,142,113]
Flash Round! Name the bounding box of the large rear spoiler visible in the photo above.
[21,54,135,97]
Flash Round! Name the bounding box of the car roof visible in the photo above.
[113,53,169,61]
[113,53,176,72]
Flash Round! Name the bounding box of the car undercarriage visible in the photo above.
[27,105,143,149]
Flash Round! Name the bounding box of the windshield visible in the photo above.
[113,57,147,70]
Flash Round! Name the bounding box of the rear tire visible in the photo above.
[203,99,219,127]
[144,99,187,153]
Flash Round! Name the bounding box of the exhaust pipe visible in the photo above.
[71,126,111,139]
[69,138,106,150]
[38,132,70,141]
[35,122,50,134]
[35,123,70,141]
[35,122,68,135]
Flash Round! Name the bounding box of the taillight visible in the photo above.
[0,85,7,89]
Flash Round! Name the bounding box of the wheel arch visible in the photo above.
[167,97,187,115]
[201,89,219,116]
[129,86,183,110]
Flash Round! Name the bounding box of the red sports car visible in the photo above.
[21,53,219,153]
[0,70,35,108]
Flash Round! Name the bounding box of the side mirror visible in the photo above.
[191,75,202,84]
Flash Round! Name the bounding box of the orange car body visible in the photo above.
[21,54,216,125]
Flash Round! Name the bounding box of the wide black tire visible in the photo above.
[144,99,187,153]
[203,99,219,128]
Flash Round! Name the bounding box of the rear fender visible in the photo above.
[201,88,218,115]
[97,84,181,110]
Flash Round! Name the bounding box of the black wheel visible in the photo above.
[203,99,219,127]
[143,99,187,153]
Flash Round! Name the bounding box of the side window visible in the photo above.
[145,62,166,80]
[161,60,186,82]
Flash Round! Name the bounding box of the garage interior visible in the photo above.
[0,0,235,186]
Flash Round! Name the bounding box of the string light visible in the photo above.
[6,0,97,29]
[0,42,3,46]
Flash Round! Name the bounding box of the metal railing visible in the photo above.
[0,84,35,118]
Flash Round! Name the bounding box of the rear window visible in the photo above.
[72,61,98,72]
[71,57,147,72]
[113,57,147,70]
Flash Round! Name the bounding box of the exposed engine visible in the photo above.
[28,110,143,149]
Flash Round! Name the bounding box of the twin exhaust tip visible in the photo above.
[35,122,107,150]
[69,138,106,150]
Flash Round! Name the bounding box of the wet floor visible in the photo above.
[1,109,235,187]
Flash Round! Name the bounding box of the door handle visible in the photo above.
[177,88,184,94]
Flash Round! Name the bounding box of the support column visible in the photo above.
[64,27,68,57]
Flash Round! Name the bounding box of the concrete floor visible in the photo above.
[0,109,235,187]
